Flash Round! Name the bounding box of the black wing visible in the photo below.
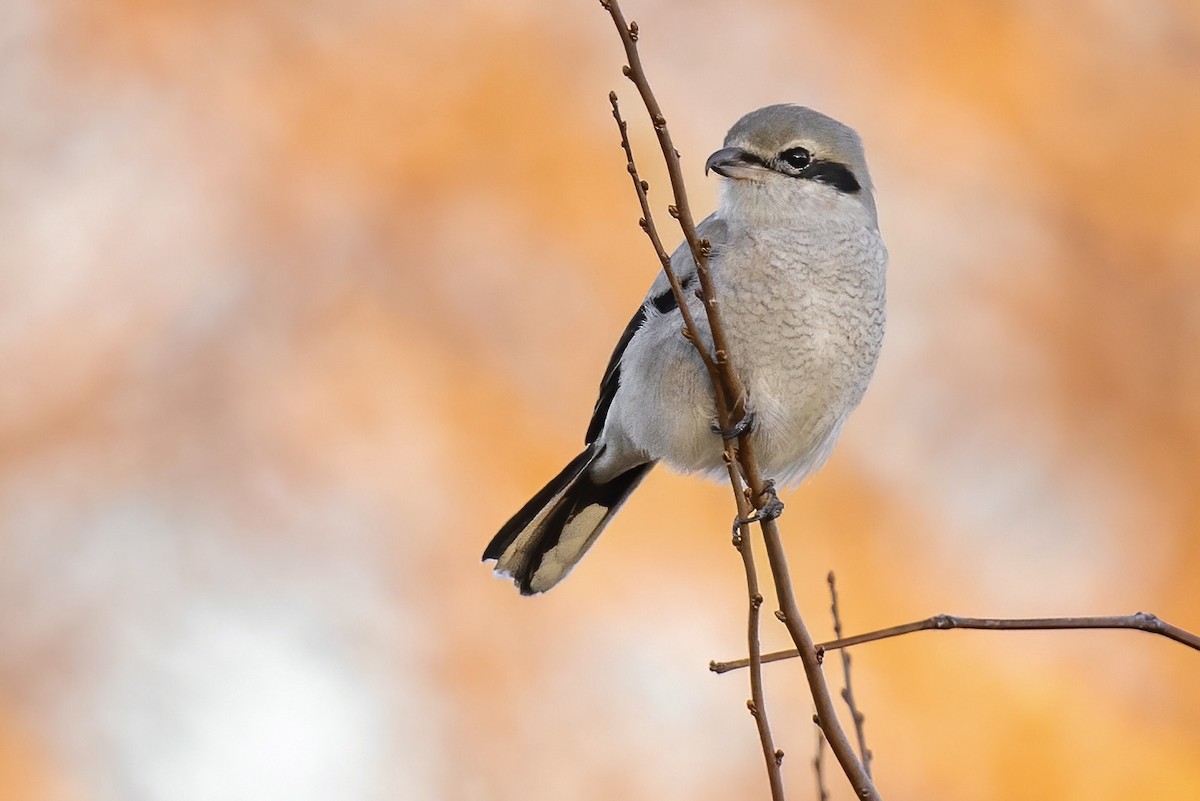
[584,285,681,444]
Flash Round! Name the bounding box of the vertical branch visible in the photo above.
[598,2,880,799]
[610,90,785,801]
[828,571,873,775]
[598,0,747,426]
[745,452,878,799]
[607,94,719,386]
[813,728,830,801]
[733,480,787,801]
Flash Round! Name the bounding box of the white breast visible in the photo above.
[708,220,886,484]
[598,202,886,488]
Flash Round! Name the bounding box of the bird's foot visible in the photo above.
[711,410,756,440]
[731,480,784,534]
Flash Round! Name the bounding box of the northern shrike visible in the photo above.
[484,105,886,594]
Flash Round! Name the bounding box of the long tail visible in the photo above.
[483,444,653,595]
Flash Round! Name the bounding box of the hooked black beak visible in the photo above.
[704,147,767,179]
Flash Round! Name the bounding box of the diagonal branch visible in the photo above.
[607,93,719,384]
[749,475,876,797]
[599,2,879,799]
[608,92,784,801]
[709,611,1200,674]
[599,0,746,425]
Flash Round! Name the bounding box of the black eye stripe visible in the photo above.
[801,160,861,194]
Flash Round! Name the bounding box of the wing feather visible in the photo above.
[583,214,728,444]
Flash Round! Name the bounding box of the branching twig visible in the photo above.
[734,446,878,797]
[709,611,1200,674]
[828,572,872,776]
[598,0,746,425]
[607,94,719,384]
[609,92,784,801]
[599,2,879,800]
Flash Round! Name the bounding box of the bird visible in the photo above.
[483,104,887,595]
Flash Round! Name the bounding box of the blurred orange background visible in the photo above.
[2,1,1198,799]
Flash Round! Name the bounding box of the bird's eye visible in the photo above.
[779,147,812,171]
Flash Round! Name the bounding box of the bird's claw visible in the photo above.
[711,410,756,440]
[731,480,784,533]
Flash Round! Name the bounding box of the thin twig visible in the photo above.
[608,94,718,382]
[745,460,878,799]
[609,92,784,801]
[732,465,786,798]
[599,2,879,799]
[598,0,746,425]
[828,572,872,777]
[813,728,830,801]
[709,611,1200,674]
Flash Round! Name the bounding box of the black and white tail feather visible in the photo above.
[482,289,676,595]
[482,444,653,595]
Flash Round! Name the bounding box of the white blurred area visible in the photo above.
[1,1,1198,800]
[0,480,433,800]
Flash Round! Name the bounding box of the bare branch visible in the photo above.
[598,2,879,799]
[608,89,784,801]
[828,572,872,777]
[608,93,718,382]
[733,499,785,801]
[599,0,746,425]
[709,611,1200,674]
[813,728,830,801]
[736,445,878,798]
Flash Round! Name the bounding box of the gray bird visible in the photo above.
[484,105,887,594]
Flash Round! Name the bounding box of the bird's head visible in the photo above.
[706,105,877,227]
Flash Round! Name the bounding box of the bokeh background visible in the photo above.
[2,1,1198,799]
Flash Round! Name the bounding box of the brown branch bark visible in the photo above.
[813,729,830,801]
[709,611,1200,674]
[599,2,879,799]
[607,94,719,384]
[827,572,872,776]
[598,0,746,424]
[608,92,784,801]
